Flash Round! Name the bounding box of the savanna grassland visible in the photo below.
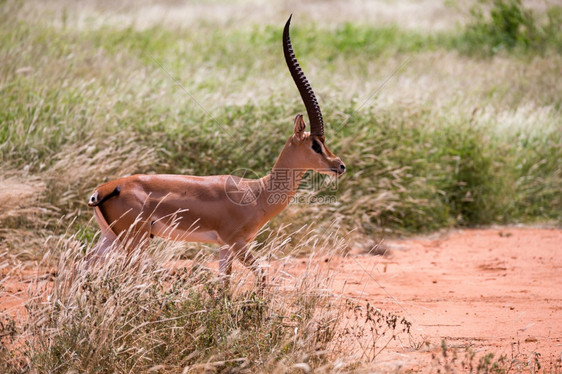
[1,0,561,372]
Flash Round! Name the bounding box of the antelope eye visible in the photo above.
[311,139,322,154]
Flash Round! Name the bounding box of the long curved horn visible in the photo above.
[283,15,324,137]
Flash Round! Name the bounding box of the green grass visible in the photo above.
[1,0,561,255]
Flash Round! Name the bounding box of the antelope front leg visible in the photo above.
[219,245,235,288]
[233,241,266,291]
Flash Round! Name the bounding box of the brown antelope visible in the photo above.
[87,16,345,286]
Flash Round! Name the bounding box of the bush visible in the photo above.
[458,0,562,55]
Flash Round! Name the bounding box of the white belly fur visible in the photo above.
[151,220,221,244]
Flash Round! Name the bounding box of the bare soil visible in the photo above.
[311,227,562,371]
[1,227,561,371]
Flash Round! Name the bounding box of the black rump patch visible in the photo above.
[91,186,121,207]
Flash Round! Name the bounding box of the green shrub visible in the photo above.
[457,0,562,55]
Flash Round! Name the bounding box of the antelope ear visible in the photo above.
[293,114,306,142]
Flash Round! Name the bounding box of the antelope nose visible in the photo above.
[339,163,346,173]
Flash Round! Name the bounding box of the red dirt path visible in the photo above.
[313,227,562,371]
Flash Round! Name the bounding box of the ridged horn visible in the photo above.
[283,15,324,137]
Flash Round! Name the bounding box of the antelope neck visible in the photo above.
[259,144,306,210]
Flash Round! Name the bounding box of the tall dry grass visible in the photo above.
[0,223,414,372]
[0,136,157,260]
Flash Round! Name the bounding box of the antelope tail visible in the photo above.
[88,185,120,207]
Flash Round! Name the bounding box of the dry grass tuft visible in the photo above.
[0,173,56,261]
[44,136,158,211]
[0,136,158,261]
[13,225,369,371]
[0,218,415,371]
[0,174,48,223]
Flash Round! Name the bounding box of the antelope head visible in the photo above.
[283,15,346,177]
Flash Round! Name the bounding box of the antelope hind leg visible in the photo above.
[86,207,120,265]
